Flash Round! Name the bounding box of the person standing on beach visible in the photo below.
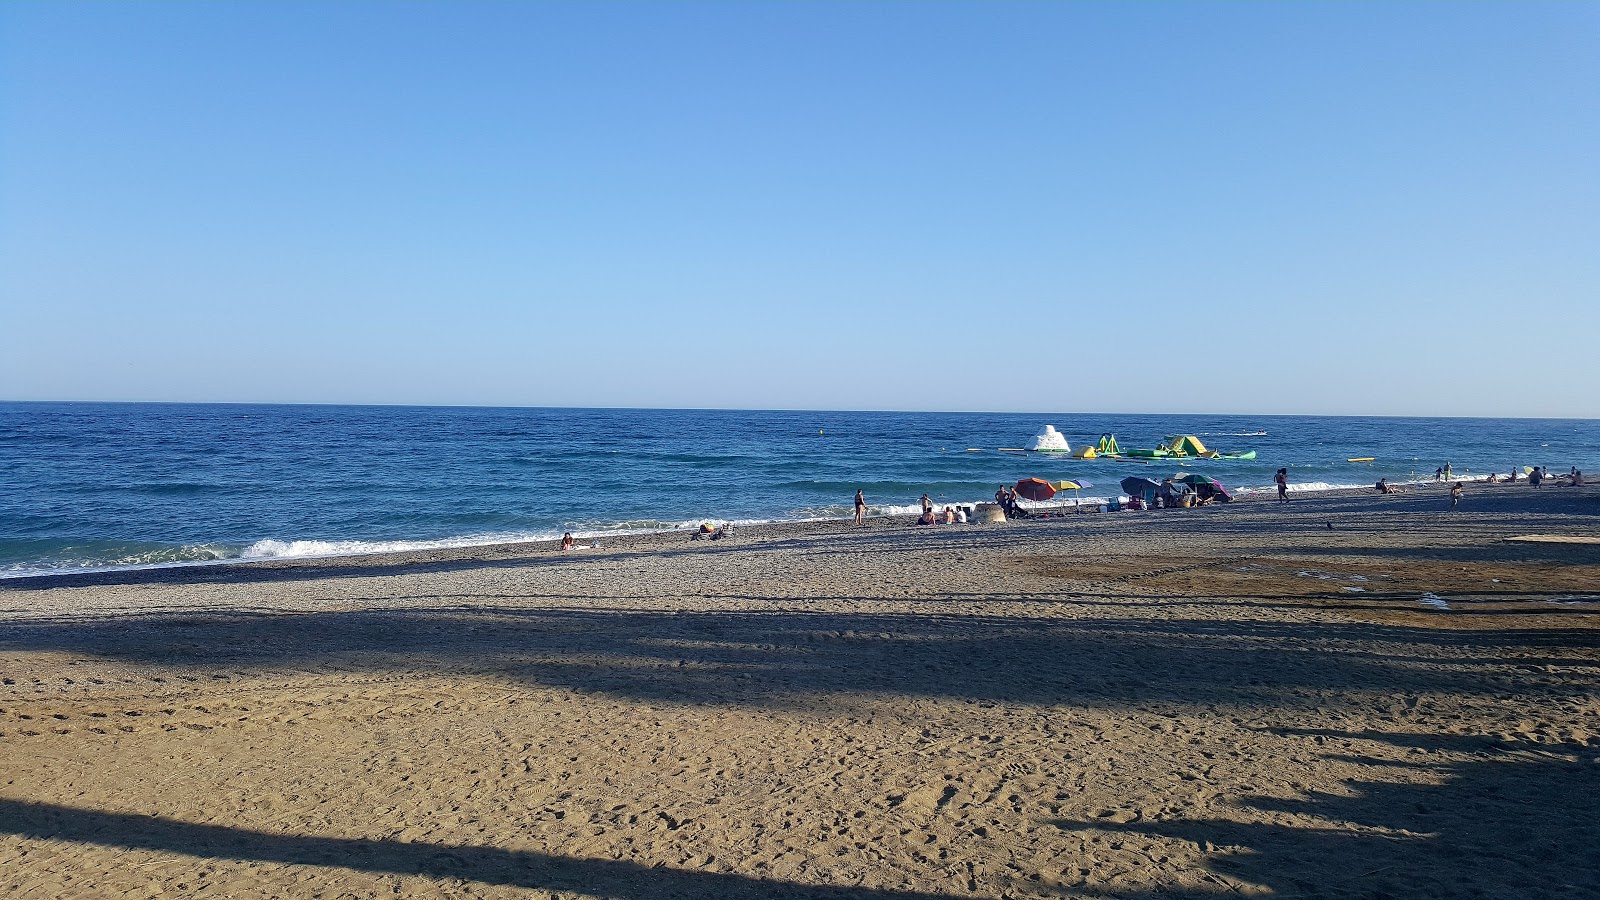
[1275,468,1290,502]
[1443,462,1453,480]
[1450,482,1463,509]
[919,493,933,517]
[853,489,866,525]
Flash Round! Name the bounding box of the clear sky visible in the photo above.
[2,2,1596,417]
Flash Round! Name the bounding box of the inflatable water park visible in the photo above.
[1024,426,1256,461]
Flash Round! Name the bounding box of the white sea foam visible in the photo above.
[242,535,557,560]
[1419,593,1452,610]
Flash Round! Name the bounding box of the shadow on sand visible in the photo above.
[4,730,1597,899]
[1054,729,1600,899]
[1,604,1595,713]
[0,798,954,899]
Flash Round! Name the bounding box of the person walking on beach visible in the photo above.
[1275,468,1290,502]
[1449,482,1463,510]
[853,489,866,525]
[1443,462,1453,481]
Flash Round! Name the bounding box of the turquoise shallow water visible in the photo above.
[2,402,1596,576]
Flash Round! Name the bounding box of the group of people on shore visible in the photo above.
[848,460,1589,531]
[994,485,1025,519]
[1382,463,1588,511]
[853,489,970,527]
[919,492,967,525]
[1438,464,1585,487]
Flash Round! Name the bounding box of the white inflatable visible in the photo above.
[1031,425,1071,453]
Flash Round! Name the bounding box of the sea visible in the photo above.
[2,402,1596,578]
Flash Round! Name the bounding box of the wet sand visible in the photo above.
[3,481,1599,898]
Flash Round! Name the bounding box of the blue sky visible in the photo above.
[2,2,1596,416]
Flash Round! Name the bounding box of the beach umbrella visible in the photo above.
[1014,477,1057,501]
[1177,474,1221,486]
[1053,479,1095,491]
[1119,476,1159,495]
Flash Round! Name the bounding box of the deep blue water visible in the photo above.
[2,402,1596,576]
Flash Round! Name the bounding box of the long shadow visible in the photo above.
[0,799,954,899]
[1052,729,1600,899]
[1292,542,1600,566]
[2,606,1595,710]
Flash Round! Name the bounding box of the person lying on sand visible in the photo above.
[1375,478,1406,494]
[691,523,727,541]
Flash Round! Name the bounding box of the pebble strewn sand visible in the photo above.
[3,482,1598,899]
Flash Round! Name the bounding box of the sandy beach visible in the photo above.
[3,480,1598,899]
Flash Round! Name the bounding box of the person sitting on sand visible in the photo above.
[1530,468,1543,487]
[955,506,968,524]
[561,532,574,551]
[916,508,937,526]
[943,506,956,524]
[1484,473,1498,484]
[1507,468,1517,482]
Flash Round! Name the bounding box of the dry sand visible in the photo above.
[2,481,1598,899]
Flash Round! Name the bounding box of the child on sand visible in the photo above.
[1449,482,1463,509]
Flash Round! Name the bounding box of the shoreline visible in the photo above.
[3,477,1594,602]
[3,470,1523,582]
